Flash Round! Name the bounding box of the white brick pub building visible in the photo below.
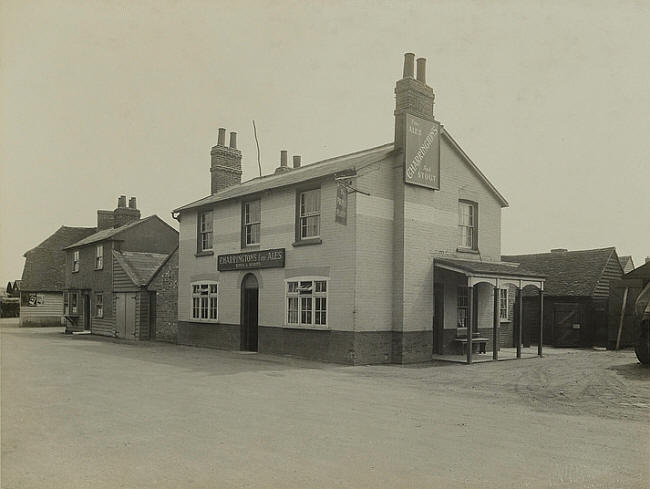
[173,53,544,364]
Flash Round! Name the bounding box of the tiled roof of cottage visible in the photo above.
[21,226,96,292]
[63,215,170,250]
[173,130,509,213]
[502,247,620,297]
[624,261,650,281]
[113,251,170,287]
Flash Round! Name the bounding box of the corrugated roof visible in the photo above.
[63,216,158,250]
[502,247,618,297]
[113,251,169,287]
[435,257,546,279]
[173,143,396,213]
[21,226,97,292]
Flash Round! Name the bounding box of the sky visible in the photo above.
[1,0,649,285]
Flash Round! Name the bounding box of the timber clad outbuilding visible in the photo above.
[502,247,625,348]
[63,197,178,338]
[172,53,546,365]
[20,226,96,326]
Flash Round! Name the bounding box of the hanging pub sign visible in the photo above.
[217,248,285,271]
[335,184,348,225]
[404,113,441,190]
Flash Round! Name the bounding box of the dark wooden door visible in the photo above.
[83,295,90,330]
[241,274,259,352]
[433,283,444,354]
[553,303,582,347]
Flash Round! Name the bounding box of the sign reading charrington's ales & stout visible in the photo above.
[217,248,285,271]
[335,184,348,225]
[404,113,441,190]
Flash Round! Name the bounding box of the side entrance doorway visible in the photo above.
[115,292,137,339]
[241,274,259,352]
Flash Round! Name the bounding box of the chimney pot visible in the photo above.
[403,53,415,78]
[280,150,288,167]
[217,128,226,146]
[229,132,237,149]
[118,195,127,208]
[128,197,137,209]
[293,155,301,168]
[416,57,427,83]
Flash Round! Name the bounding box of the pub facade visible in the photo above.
[173,53,544,364]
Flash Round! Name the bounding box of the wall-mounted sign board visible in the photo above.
[217,248,285,271]
[404,114,441,190]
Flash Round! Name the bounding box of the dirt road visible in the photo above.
[2,321,648,488]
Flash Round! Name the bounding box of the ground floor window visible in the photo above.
[286,278,327,327]
[457,286,468,329]
[95,293,103,318]
[499,288,509,321]
[191,282,218,321]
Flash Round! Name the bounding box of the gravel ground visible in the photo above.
[1,320,648,489]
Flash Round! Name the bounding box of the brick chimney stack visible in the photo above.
[394,52,435,150]
[113,195,140,228]
[210,127,242,194]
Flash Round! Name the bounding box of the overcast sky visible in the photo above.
[2,0,649,285]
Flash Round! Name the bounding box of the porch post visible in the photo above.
[493,285,499,360]
[538,289,544,357]
[516,287,523,359]
[467,281,473,365]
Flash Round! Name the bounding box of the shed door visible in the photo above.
[115,293,137,339]
[553,303,582,347]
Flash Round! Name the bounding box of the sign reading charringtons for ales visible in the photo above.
[404,113,441,190]
[217,248,285,271]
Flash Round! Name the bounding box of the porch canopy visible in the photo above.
[434,257,546,364]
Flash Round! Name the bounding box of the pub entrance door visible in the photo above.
[241,274,259,352]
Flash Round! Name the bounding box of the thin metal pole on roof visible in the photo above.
[252,120,262,177]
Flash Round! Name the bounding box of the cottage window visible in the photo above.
[95,244,103,270]
[95,293,103,318]
[63,292,69,315]
[70,292,78,315]
[286,278,327,327]
[191,282,218,321]
[243,200,261,246]
[457,286,468,329]
[72,250,80,272]
[499,288,509,321]
[458,201,478,250]
[299,189,321,240]
[198,210,213,252]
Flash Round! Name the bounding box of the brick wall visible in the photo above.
[148,249,178,342]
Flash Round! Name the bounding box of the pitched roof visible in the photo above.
[502,247,618,297]
[21,226,96,292]
[173,130,509,213]
[624,261,650,281]
[113,250,170,287]
[434,257,546,279]
[63,215,174,250]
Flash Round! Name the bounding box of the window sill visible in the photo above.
[241,244,260,250]
[72,270,79,273]
[94,268,104,271]
[189,319,219,324]
[195,250,214,257]
[284,324,329,331]
[456,247,479,255]
[500,319,510,323]
[292,238,322,247]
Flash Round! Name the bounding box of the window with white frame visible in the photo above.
[191,282,218,321]
[95,244,103,269]
[457,286,468,329]
[70,292,78,315]
[458,201,477,250]
[243,200,261,246]
[198,210,213,252]
[298,189,321,239]
[499,288,509,321]
[63,292,69,315]
[95,293,103,318]
[286,278,327,327]
[72,250,80,272]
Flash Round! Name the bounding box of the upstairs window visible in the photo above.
[458,201,478,250]
[95,244,103,270]
[72,250,80,272]
[198,210,213,252]
[499,288,509,321]
[95,293,104,318]
[286,278,327,327]
[243,200,261,246]
[299,189,321,240]
[191,282,218,321]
